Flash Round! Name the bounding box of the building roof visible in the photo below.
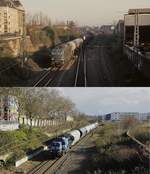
[0,0,14,7]
[0,0,24,11]
[13,0,24,11]
[129,8,150,14]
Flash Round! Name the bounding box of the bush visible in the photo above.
[88,123,149,174]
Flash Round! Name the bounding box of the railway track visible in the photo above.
[74,46,87,87]
[27,159,60,174]
[28,131,94,174]
[0,62,19,74]
[33,67,60,87]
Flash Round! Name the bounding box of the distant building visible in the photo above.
[124,8,150,47]
[115,20,124,37]
[100,25,114,35]
[0,0,25,36]
[104,112,150,121]
[65,115,74,122]
[139,112,150,121]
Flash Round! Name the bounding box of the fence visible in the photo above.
[18,117,62,127]
[0,118,66,130]
[123,45,150,79]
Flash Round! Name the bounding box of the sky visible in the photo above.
[56,88,150,115]
[21,0,150,26]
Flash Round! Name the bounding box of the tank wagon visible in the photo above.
[51,38,83,66]
[50,122,98,158]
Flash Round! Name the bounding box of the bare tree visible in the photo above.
[0,88,76,123]
[26,12,52,27]
[120,116,139,131]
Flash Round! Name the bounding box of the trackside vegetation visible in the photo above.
[87,122,149,174]
[0,119,89,167]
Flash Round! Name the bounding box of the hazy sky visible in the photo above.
[21,0,150,25]
[56,88,150,115]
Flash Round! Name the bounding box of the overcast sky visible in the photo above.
[55,88,150,115]
[21,0,150,26]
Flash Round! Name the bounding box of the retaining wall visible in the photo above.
[18,117,62,127]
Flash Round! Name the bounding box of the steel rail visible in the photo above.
[0,62,18,73]
[28,128,97,174]
[27,160,50,174]
[33,58,73,87]
[33,67,60,87]
[28,159,60,174]
[74,51,81,87]
[33,68,53,87]
[44,132,93,174]
[83,47,87,87]
[74,46,87,87]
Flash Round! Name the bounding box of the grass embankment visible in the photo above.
[88,123,149,174]
[130,122,150,145]
[0,126,48,165]
[0,119,89,166]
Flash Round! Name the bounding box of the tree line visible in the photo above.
[0,88,76,120]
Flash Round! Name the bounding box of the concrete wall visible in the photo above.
[18,117,62,127]
[0,37,21,57]
[0,120,19,131]
[125,14,150,26]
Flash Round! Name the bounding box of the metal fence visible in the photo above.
[124,45,150,79]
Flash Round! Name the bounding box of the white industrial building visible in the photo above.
[104,112,150,121]
[65,115,74,122]
[124,8,150,47]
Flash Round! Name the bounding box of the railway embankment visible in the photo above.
[87,123,150,174]
[0,119,89,173]
[0,123,72,166]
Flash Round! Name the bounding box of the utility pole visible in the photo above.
[134,9,139,47]
[134,9,140,68]
[21,11,26,68]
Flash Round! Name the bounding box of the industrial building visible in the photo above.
[115,20,124,37]
[124,8,150,49]
[100,25,114,35]
[0,0,25,36]
[104,112,150,121]
[123,8,150,78]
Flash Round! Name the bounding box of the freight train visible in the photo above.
[50,122,98,158]
[51,38,84,66]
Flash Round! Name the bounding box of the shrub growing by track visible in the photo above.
[87,123,149,174]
